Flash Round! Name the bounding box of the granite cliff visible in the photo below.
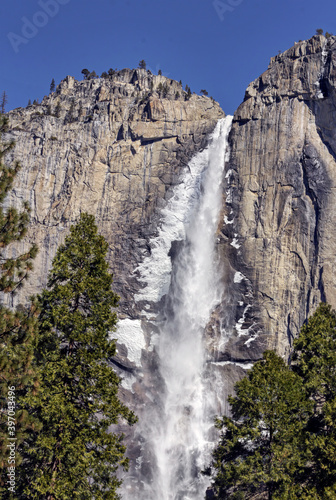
[4,69,223,314]
[3,34,336,495]
[220,34,336,364]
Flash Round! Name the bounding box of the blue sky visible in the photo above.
[1,0,335,115]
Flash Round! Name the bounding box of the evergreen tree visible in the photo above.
[0,114,39,496]
[292,303,336,497]
[64,100,75,124]
[208,351,311,499]
[162,82,169,97]
[0,303,41,499]
[20,213,137,499]
[50,79,55,93]
[138,59,146,70]
[81,68,90,80]
[54,101,61,118]
[1,92,8,114]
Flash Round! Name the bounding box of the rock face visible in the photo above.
[5,69,224,315]
[220,35,336,361]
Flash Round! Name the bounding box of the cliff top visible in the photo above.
[238,34,336,118]
[9,68,223,124]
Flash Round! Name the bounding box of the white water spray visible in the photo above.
[133,116,232,499]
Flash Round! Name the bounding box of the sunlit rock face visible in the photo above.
[221,34,336,360]
[5,69,224,313]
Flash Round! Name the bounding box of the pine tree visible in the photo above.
[81,68,90,80]
[292,303,336,497]
[64,100,75,124]
[208,351,311,499]
[138,59,146,70]
[20,213,137,499]
[1,92,8,114]
[0,303,41,499]
[0,114,39,496]
[54,101,61,118]
[50,79,55,93]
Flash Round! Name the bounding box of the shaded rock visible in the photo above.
[221,35,336,359]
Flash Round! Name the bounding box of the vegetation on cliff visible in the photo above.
[208,303,336,499]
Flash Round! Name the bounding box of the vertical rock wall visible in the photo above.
[219,35,336,361]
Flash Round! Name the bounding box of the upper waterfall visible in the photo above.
[127,116,233,499]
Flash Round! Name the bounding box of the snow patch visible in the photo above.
[315,41,328,99]
[113,319,146,367]
[234,271,245,283]
[231,234,240,249]
[211,361,254,370]
[235,305,252,336]
[140,309,156,320]
[245,334,259,346]
[226,189,232,204]
[121,373,137,392]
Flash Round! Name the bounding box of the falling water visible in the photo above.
[148,116,233,499]
[129,116,233,499]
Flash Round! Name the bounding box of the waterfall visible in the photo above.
[132,116,233,499]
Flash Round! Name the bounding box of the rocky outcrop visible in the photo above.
[5,69,224,316]
[220,35,336,360]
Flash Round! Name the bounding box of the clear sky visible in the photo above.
[1,0,335,115]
